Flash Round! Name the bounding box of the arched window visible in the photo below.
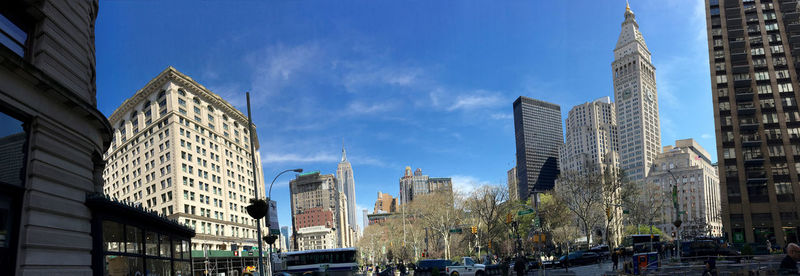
[158,90,166,99]
[222,115,228,121]
[193,97,201,104]
[130,110,138,119]
[207,105,215,112]
[178,89,186,96]
[143,101,151,110]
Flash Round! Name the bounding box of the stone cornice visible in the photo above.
[108,66,259,149]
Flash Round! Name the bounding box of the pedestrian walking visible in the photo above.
[514,256,526,276]
[702,257,717,276]
[779,243,800,275]
[768,240,774,254]
[611,250,619,271]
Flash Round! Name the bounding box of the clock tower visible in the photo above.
[612,2,661,181]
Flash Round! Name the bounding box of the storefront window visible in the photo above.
[159,234,170,257]
[102,221,124,252]
[125,225,141,254]
[145,231,158,256]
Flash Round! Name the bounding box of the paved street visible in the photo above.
[529,261,614,276]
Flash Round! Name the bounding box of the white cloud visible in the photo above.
[700,133,712,139]
[342,66,422,93]
[447,91,504,111]
[490,113,513,120]
[345,101,395,115]
[449,175,491,195]
[261,152,338,164]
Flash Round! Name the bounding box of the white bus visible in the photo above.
[273,248,359,276]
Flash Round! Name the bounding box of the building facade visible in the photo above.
[102,67,266,251]
[647,139,723,238]
[559,96,619,173]
[289,171,353,250]
[513,96,563,201]
[374,191,398,213]
[705,0,800,246]
[0,1,194,275]
[508,167,519,201]
[612,3,662,181]
[336,146,357,233]
[399,167,453,204]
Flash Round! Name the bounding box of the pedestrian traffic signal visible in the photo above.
[671,232,676,238]
[471,226,477,234]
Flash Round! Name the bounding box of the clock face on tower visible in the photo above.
[646,88,654,102]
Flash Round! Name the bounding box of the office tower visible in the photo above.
[0,2,194,274]
[513,96,563,201]
[398,167,453,204]
[705,0,800,246]
[647,139,723,237]
[374,191,398,213]
[612,3,662,181]
[508,167,519,201]
[289,171,351,249]
[560,96,620,174]
[337,145,357,233]
[103,67,266,251]
[281,226,291,250]
[362,209,369,231]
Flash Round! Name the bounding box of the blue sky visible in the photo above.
[96,0,714,232]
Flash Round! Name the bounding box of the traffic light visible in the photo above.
[488,241,492,249]
[506,213,512,224]
[234,250,239,257]
[540,234,546,243]
[471,226,478,234]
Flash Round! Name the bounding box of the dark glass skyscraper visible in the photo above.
[513,96,564,201]
[705,0,800,246]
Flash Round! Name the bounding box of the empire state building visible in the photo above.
[612,3,662,181]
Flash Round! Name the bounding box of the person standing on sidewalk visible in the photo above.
[780,243,800,275]
[611,250,619,271]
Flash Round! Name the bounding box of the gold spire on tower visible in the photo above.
[626,0,630,12]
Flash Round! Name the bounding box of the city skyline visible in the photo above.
[94,1,714,232]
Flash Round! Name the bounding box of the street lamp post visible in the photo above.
[265,169,303,271]
[666,169,682,262]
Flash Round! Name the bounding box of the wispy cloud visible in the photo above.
[447,90,505,111]
[261,152,339,164]
[700,133,713,139]
[345,101,396,115]
[490,113,513,120]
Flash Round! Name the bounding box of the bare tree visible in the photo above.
[600,167,637,248]
[464,185,509,257]
[554,170,603,248]
[407,191,465,260]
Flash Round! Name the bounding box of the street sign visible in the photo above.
[449,228,463,233]
[518,209,534,216]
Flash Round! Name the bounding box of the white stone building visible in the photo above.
[297,226,336,250]
[102,67,268,251]
[647,139,723,237]
[559,96,619,173]
[612,3,662,181]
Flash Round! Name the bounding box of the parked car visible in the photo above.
[445,257,486,276]
[416,259,455,276]
[588,245,611,258]
[558,251,601,267]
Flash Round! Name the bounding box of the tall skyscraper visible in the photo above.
[513,96,563,201]
[507,166,519,201]
[398,167,453,204]
[362,209,369,231]
[337,145,357,233]
[560,96,619,173]
[281,226,291,251]
[612,3,662,181]
[103,67,266,251]
[647,139,722,237]
[705,0,800,246]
